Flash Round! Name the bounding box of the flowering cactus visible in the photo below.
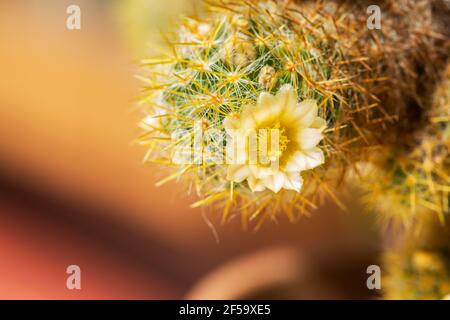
[137,0,410,225]
[130,0,450,301]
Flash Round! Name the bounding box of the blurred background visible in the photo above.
[0,0,382,299]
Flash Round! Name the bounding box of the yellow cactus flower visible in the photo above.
[223,85,326,193]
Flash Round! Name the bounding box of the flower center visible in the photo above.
[258,121,290,162]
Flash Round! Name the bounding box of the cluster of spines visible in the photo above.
[384,215,450,299]
[359,61,449,227]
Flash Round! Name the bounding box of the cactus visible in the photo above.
[127,0,450,300]
[384,215,450,299]
[138,0,434,225]
[359,63,449,226]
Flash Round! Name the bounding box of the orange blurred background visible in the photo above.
[0,0,381,299]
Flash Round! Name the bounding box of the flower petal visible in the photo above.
[257,91,277,109]
[223,113,241,131]
[292,99,318,128]
[250,165,277,179]
[285,147,325,171]
[247,175,266,192]
[311,117,327,131]
[275,84,297,112]
[297,128,323,149]
[283,172,303,192]
[226,165,250,182]
[261,171,286,193]
[232,104,259,128]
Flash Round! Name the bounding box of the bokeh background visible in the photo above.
[0,0,382,299]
